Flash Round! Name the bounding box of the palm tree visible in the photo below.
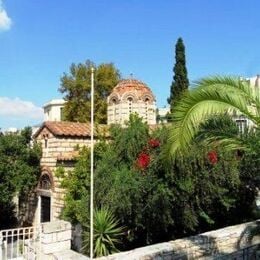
[166,76,260,157]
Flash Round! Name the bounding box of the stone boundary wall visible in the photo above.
[41,220,89,259]
[41,220,72,255]
[97,220,260,260]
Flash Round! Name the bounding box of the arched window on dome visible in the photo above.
[145,98,149,122]
[111,98,117,104]
[127,97,133,116]
[112,98,117,122]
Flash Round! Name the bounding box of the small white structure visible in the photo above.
[43,99,66,122]
[4,127,18,134]
[246,74,260,90]
[107,78,156,125]
[233,75,260,132]
[157,107,170,123]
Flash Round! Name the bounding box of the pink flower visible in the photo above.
[137,152,150,169]
[207,151,218,165]
[148,139,160,148]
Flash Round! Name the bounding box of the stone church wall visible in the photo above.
[33,131,92,224]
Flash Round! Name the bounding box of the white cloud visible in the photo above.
[0,97,44,120]
[0,0,12,31]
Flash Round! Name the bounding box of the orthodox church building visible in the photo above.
[6,70,258,260]
[32,121,95,224]
[30,78,157,224]
[25,75,260,225]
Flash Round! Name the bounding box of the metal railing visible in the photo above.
[0,225,41,260]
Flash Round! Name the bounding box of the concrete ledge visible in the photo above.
[42,240,71,254]
[42,220,71,233]
[97,220,260,260]
[42,229,71,243]
[41,220,72,256]
[50,249,90,260]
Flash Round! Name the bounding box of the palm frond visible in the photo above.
[195,114,245,150]
[166,76,260,158]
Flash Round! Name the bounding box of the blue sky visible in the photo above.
[1,0,260,130]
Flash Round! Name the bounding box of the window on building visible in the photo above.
[112,98,117,104]
[236,117,247,133]
[127,97,133,115]
[145,98,149,121]
[46,108,50,120]
[39,174,52,190]
[112,99,117,122]
[60,107,64,121]
[38,173,52,223]
[43,134,49,148]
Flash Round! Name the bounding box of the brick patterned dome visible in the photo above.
[108,78,155,104]
[107,78,156,125]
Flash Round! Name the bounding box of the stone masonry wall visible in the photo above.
[34,129,92,223]
[40,220,89,260]
[107,100,156,125]
[97,220,260,260]
[52,139,89,220]
[47,137,91,220]
[19,220,260,260]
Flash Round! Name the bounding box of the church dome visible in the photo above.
[108,78,155,104]
[107,78,156,125]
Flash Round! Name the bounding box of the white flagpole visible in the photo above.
[90,67,94,259]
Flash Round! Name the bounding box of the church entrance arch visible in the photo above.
[38,172,53,223]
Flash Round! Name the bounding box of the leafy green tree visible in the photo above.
[168,37,189,113]
[167,146,240,235]
[59,60,121,124]
[166,74,260,227]
[60,116,174,249]
[60,114,257,254]
[93,124,173,248]
[57,148,125,257]
[173,116,242,230]
[94,117,241,241]
[232,130,260,223]
[166,76,260,157]
[0,127,41,228]
[57,147,90,226]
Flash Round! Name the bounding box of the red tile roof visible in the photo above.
[109,78,155,101]
[34,121,106,138]
[33,121,164,139]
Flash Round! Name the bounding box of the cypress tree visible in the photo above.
[168,38,189,113]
